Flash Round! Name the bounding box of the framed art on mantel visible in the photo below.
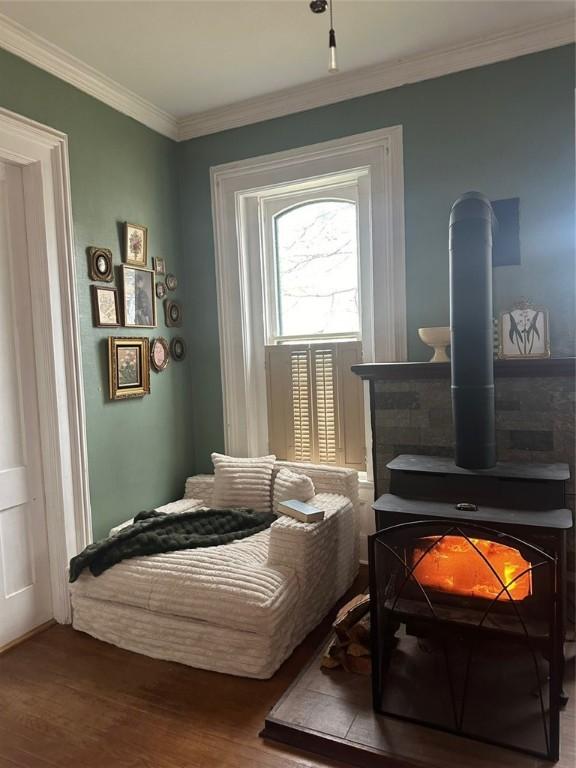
[108,337,150,400]
[122,265,156,328]
[124,222,148,266]
[498,300,550,359]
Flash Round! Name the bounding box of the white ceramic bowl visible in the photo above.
[418,326,451,362]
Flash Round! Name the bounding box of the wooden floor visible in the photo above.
[1,578,573,768]
[0,580,367,768]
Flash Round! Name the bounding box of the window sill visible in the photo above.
[358,471,375,497]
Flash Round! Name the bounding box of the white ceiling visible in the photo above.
[0,0,573,119]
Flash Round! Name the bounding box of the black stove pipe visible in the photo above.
[449,192,496,469]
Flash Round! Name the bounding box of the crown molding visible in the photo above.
[0,11,572,143]
[0,13,179,140]
[178,16,574,141]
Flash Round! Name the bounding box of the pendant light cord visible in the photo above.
[329,0,334,31]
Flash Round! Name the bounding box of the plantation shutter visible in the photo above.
[265,340,365,471]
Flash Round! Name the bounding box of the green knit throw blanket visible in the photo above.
[69,507,276,582]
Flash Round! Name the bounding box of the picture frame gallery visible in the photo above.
[87,224,183,400]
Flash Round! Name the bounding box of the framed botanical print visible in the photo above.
[91,285,120,327]
[151,337,170,372]
[124,222,148,266]
[164,299,182,327]
[154,257,166,275]
[108,337,150,400]
[170,336,187,361]
[498,300,550,359]
[88,247,113,282]
[122,265,156,328]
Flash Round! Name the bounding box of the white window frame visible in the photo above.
[210,127,407,463]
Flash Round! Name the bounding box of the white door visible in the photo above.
[0,161,52,648]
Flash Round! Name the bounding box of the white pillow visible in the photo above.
[273,468,315,514]
[211,453,276,514]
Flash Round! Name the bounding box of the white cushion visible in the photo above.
[211,453,276,514]
[273,468,315,514]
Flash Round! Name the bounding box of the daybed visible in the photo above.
[70,461,359,678]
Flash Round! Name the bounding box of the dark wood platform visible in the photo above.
[262,635,575,768]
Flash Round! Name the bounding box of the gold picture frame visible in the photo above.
[108,337,150,400]
[124,222,148,266]
[88,246,113,282]
[91,285,120,327]
[121,265,156,328]
[150,337,170,372]
[170,336,187,361]
[164,299,182,327]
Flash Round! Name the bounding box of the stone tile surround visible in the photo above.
[352,359,575,509]
[373,374,575,507]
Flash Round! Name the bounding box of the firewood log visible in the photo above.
[348,614,370,646]
[347,642,371,658]
[333,594,370,644]
[321,638,344,669]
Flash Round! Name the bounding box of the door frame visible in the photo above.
[0,107,91,623]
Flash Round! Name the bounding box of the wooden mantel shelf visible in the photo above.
[352,357,576,380]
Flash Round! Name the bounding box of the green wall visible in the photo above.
[178,45,575,472]
[0,44,573,526]
[0,48,194,539]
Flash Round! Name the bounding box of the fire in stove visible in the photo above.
[411,536,533,602]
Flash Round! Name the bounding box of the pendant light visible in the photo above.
[328,0,338,72]
[309,0,338,73]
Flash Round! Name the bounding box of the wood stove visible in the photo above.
[376,455,570,623]
[365,193,572,762]
[368,455,571,761]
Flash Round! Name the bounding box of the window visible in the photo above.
[210,126,406,471]
[262,183,365,470]
[272,199,360,340]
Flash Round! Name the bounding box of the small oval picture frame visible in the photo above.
[170,336,186,362]
[156,281,166,299]
[88,247,113,282]
[164,299,182,327]
[150,337,170,372]
[165,273,178,291]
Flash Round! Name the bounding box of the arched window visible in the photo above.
[273,199,359,340]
